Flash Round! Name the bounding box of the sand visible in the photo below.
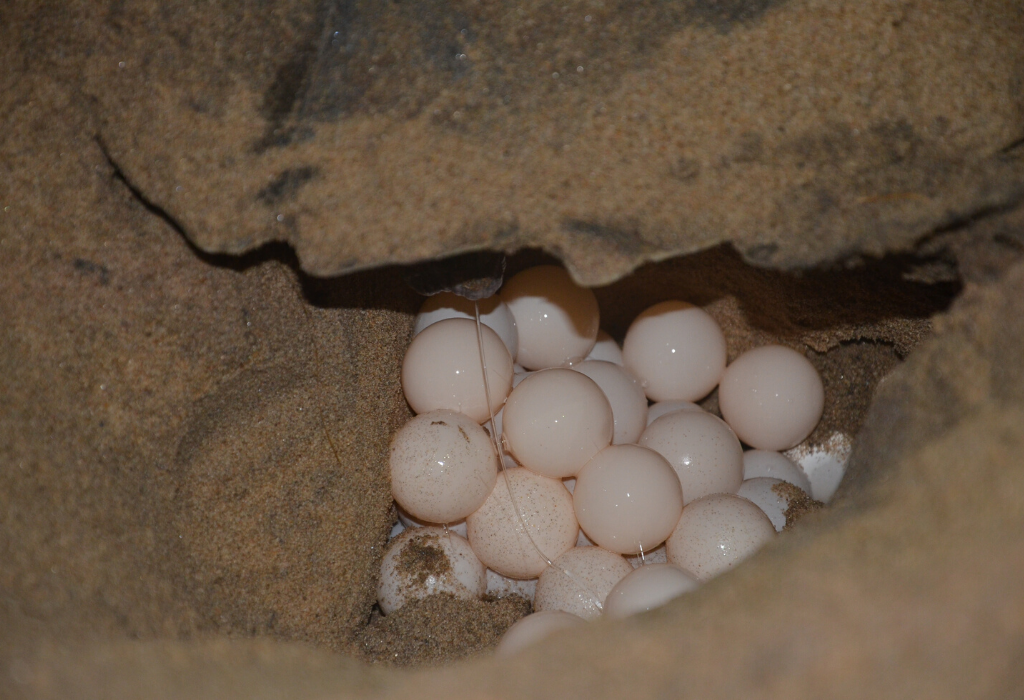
[3,0,1024,697]
[775,482,824,530]
[357,595,532,667]
[60,0,1024,283]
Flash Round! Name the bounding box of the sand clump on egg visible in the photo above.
[775,481,825,531]
[397,536,451,584]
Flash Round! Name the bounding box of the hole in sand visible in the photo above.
[203,243,954,666]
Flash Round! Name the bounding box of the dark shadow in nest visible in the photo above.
[187,241,961,344]
[175,227,965,360]
[589,245,961,344]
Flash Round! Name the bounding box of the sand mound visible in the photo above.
[2,0,1024,697]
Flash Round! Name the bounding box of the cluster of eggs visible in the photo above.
[379,265,824,655]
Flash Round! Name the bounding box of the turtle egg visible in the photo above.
[742,450,812,493]
[534,546,633,620]
[500,265,600,370]
[639,410,744,504]
[513,367,533,387]
[401,318,513,424]
[646,399,704,426]
[718,344,824,451]
[390,409,498,524]
[377,527,487,614]
[575,529,595,547]
[496,610,587,657]
[622,301,727,402]
[486,569,538,602]
[395,505,468,539]
[484,368,535,442]
[502,369,613,478]
[626,543,668,568]
[466,469,579,579]
[561,480,597,545]
[604,563,700,619]
[666,493,775,582]
[573,444,683,554]
[784,431,852,503]
[571,360,648,444]
[414,292,519,361]
[585,330,624,365]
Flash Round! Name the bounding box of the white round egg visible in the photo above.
[561,479,595,545]
[571,361,648,444]
[604,563,699,619]
[390,520,406,540]
[737,477,813,532]
[484,413,502,444]
[666,494,775,582]
[718,344,825,451]
[639,410,744,504]
[395,505,468,539]
[466,469,579,579]
[500,453,521,470]
[784,431,852,503]
[502,369,614,478]
[390,410,498,524]
[414,292,519,361]
[573,444,684,555]
[485,368,536,442]
[534,546,633,620]
[513,368,533,387]
[401,318,513,424]
[646,399,704,426]
[500,266,600,370]
[626,543,668,568]
[622,301,727,402]
[486,569,538,602]
[496,610,587,657]
[585,330,624,365]
[377,527,487,614]
[742,450,812,493]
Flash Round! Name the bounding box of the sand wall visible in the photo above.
[2,0,1024,697]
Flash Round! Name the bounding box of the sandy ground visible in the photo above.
[2,0,1024,697]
